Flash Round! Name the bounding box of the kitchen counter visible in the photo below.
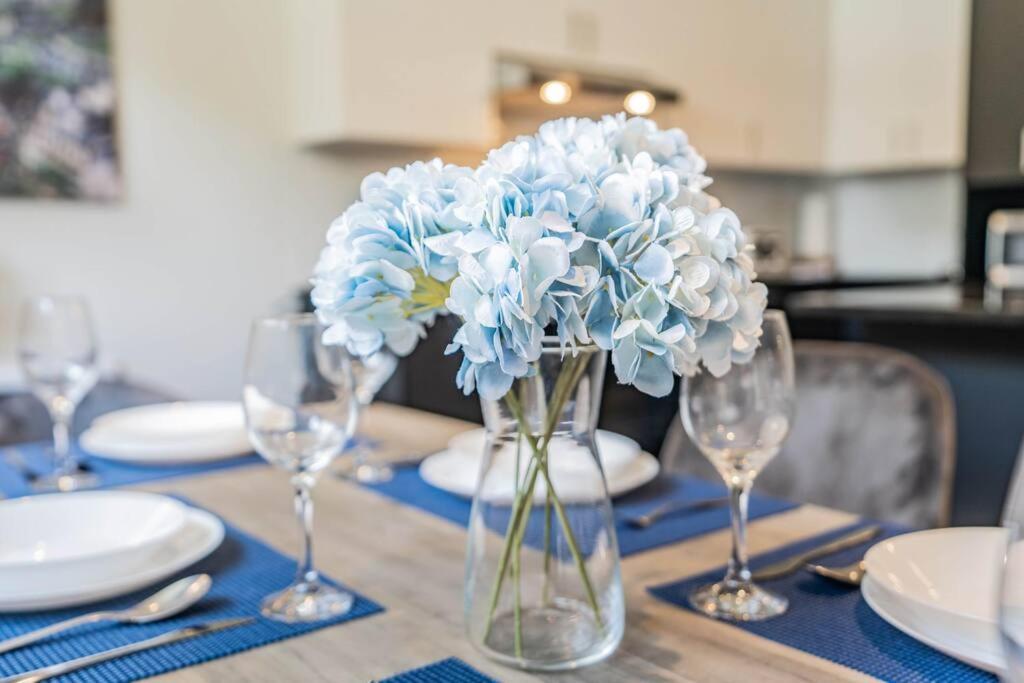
[786,284,1024,328]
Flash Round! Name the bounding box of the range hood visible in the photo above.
[495,55,682,139]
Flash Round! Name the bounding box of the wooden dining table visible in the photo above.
[130,402,871,683]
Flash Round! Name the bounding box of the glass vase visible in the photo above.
[464,341,624,671]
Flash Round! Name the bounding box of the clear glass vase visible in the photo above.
[464,342,624,671]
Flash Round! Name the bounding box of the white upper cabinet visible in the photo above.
[284,0,971,174]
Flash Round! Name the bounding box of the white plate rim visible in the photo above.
[0,491,187,571]
[861,574,1004,674]
[864,526,1006,626]
[418,448,660,500]
[91,401,243,430]
[80,427,252,464]
[0,507,225,612]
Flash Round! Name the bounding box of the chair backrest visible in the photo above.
[661,340,957,528]
[1002,438,1024,527]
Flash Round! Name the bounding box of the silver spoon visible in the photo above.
[0,574,212,654]
[806,560,867,586]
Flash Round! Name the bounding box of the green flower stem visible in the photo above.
[542,490,552,605]
[480,354,602,647]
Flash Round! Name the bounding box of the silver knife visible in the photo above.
[751,525,882,582]
[1,617,254,683]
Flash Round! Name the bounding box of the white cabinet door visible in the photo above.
[823,0,971,173]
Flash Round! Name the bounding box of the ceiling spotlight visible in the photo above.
[623,90,656,116]
[539,80,573,105]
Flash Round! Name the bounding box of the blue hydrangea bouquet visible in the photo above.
[311,114,766,667]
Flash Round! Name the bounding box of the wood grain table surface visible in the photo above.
[135,403,871,683]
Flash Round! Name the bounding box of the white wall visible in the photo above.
[0,0,413,398]
[830,171,964,277]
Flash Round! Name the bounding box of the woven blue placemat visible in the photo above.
[379,657,498,682]
[363,468,797,557]
[648,522,996,683]
[0,496,384,683]
[0,440,264,498]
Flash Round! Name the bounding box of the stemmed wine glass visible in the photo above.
[17,296,100,492]
[243,313,358,622]
[680,310,795,621]
[1000,523,1024,680]
[338,349,398,484]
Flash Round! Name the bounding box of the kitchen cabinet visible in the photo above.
[283,0,971,175]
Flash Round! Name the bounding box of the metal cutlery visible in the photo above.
[623,496,730,529]
[0,574,212,655]
[807,559,868,586]
[0,617,253,683]
[751,525,882,582]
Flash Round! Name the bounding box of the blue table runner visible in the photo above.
[648,522,996,682]
[379,657,498,683]
[0,440,264,499]
[363,468,797,557]
[0,497,384,683]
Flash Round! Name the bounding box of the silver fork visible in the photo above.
[623,496,730,529]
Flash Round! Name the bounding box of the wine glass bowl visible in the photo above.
[17,295,100,492]
[242,313,358,622]
[339,349,398,484]
[681,310,795,621]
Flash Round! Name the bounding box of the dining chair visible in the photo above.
[1001,437,1024,527]
[661,340,957,528]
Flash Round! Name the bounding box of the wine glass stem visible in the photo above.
[725,480,752,584]
[292,477,319,587]
[51,413,74,474]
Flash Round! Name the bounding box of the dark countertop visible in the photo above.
[786,284,1024,327]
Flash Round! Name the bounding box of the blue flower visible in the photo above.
[312,159,474,357]
[314,115,768,400]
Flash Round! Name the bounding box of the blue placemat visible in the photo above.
[0,440,264,498]
[0,496,384,683]
[648,522,996,683]
[379,657,498,682]
[363,468,797,557]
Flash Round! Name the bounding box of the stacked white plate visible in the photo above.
[81,401,251,465]
[861,527,1009,673]
[0,491,223,611]
[419,428,659,503]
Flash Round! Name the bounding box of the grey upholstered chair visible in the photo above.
[1002,438,1024,527]
[661,341,957,528]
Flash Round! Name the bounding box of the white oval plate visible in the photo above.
[419,447,660,504]
[862,573,1004,673]
[0,492,187,588]
[83,401,251,464]
[864,527,1006,624]
[0,507,224,612]
[448,428,640,479]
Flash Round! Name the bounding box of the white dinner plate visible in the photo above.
[862,574,1004,673]
[861,527,1009,673]
[0,506,224,612]
[0,492,187,590]
[419,447,660,503]
[82,401,251,464]
[448,428,640,479]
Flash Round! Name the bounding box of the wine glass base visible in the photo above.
[688,579,788,622]
[33,469,98,493]
[260,581,354,623]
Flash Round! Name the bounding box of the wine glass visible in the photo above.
[338,349,398,484]
[1000,523,1024,680]
[680,310,795,621]
[243,313,358,622]
[17,296,100,492]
